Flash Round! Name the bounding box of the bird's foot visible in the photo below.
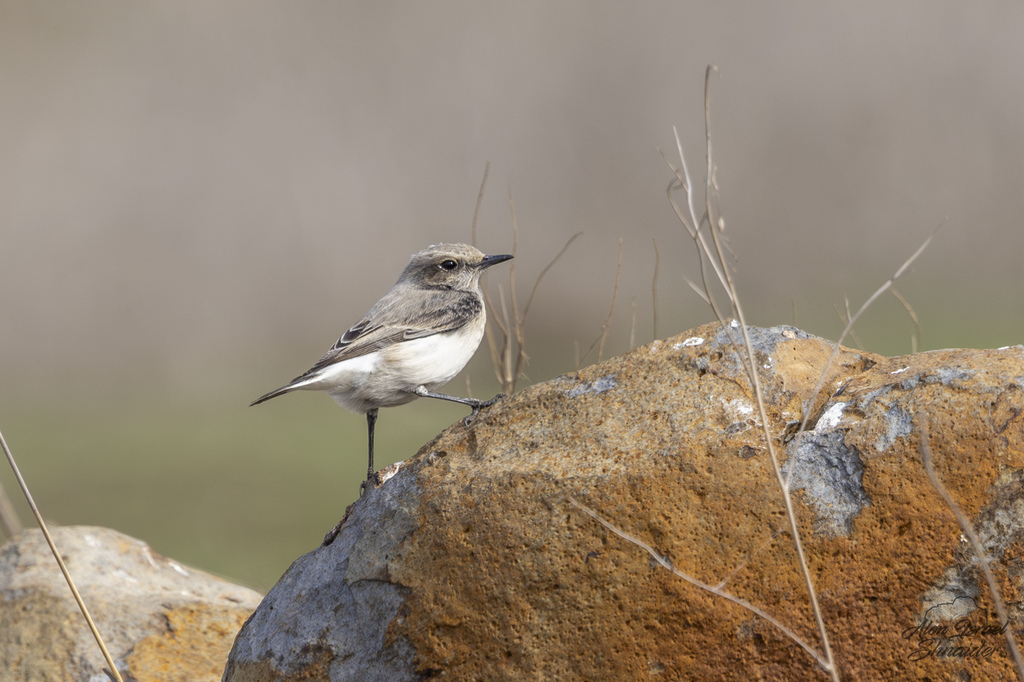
[358,470,380,497]
[463,393,506,426]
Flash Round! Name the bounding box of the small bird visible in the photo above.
[251,243,512,487]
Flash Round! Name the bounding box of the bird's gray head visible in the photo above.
[400,243,513,291]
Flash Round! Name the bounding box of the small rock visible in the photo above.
[0,525,262,681]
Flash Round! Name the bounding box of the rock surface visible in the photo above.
[0,525,262,681]
[224,322,1024,680]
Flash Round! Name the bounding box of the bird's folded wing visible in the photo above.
[293,292,483,381]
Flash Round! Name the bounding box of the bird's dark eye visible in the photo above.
[439,259,459,271]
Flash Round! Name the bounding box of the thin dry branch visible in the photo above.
[795,227,938,441]
[666,65,840,680]
[917,418,1024,679]
[520,231,582,321]
[482,281,517,393]
[570,498,830,672]
[629,297,637,350]
[684,275,711,305]
[470,162,490,247]
[506,188,522,356]
[832,301,865,350]
[890,287,922,354]
[475,174,580,394]
[652,238,660,340]
[0,427,125,682]
[580,237,623,365]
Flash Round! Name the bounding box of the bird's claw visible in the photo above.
[463,393,507,426]
[358,470,380,497]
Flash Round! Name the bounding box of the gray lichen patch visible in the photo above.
[876,405,914,452]
[709,325,810,377]
[785,429,871,537]
[973,467,1024,561]
[924,366,976,387]
[914,468,1024,625]
[712,324,811,356]
[565,374,618,398]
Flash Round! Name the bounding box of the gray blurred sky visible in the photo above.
[2,1,1023,396]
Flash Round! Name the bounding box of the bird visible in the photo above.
[251,243,513,488]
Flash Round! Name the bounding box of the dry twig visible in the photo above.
[470,165,580,394]
[890,287,922,353]
[794,229,937,443]
[917,418,1024,679]
[570,498,829,670]
[0,427,125,682]
[658,65,840,680]
[651,238,660,340]
[580,237,623,365]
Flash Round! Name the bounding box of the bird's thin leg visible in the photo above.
[359,408,379,496]
[366,408,378,478]
[412,386,505,424]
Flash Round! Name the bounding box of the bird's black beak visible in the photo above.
[479,254,514,269]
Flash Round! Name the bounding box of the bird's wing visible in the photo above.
[295,289,483,380]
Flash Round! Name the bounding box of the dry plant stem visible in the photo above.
[0,478,23,537]
[569,498,830,671]
[842,298,865,349]
[651,238,660,340]
[0,427,125,682]
[629,297,637,350]
[483,188,523,393]
[475,171,580,394]
[498,226,582,391]
[666,65,840,680]
[483,282,510,368]
[665,163,727,326]
[917,419,1024,679]
[890,287,922,353]
[580,237,623,365]
[519,231,582,321]
[487,283,514,391]
[683,275,711,305]
[506,188,522,360]
[793,229,937,441]
[719,296,840,681]
[832,302,865,350]
[486,230,582,392]
[472,161,518,393]
[600,237,624,361]
[664,161,732,333]
[470,161,489,247]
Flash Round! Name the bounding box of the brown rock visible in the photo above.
[0,525,262,681]
[224,322,1024,680]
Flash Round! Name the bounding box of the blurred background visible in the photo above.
[1,1,1022,592]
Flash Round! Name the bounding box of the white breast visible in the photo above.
[381,320,486,390]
